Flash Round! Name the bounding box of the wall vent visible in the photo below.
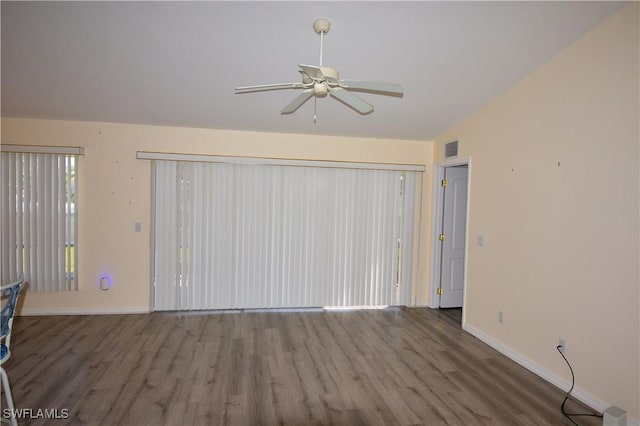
[445,140,459,158]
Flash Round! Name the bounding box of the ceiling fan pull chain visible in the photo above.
[314,97,317,123]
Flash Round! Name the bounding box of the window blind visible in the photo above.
[153,160,417,310]
[1,152,78,291]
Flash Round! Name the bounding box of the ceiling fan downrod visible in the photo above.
[312,19,330,123]
[313,19,331,67]
[320,31,324,66]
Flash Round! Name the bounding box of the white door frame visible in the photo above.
[428,157,472,319]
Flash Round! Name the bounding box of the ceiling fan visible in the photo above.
[234,19,404,122]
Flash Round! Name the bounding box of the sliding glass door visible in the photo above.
[152,160,418,310]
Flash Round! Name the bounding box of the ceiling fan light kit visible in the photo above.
[235,19,403,121]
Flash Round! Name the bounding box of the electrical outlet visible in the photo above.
[558,338,565,353]
[498,311,504,323]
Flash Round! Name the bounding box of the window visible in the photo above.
[1,145,82,291]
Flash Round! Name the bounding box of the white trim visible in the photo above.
[461,159,472,327]
[438,156,471,168]
[18,306,150,316]
[428,157,472,317]
[428,166,445,309]
[463,323,640,426]
[136,151,425,172]
[149,162,158,312]
[1,144,85,155]
[410,175,424,306]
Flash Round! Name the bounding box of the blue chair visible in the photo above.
[1,278,24,426]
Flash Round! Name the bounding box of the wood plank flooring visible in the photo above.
[3,308,601,426]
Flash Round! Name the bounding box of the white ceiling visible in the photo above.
[1,1,626,141]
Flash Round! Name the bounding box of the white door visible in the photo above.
[439,165,468,308]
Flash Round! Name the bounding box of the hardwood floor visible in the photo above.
[3,308,601,426]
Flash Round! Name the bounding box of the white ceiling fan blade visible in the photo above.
[339,80,404,96]
[281,89,314,114]
[235,82,307,93]
[299,64,324,81]
[329,87,374,115]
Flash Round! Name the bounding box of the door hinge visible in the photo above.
[441,179,447,187]
[439,233,445,241]
[437,287,443,295]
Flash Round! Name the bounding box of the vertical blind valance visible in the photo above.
[152,160,418,310]
[137,151,425,172]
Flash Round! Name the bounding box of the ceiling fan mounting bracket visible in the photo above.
[313,19,331,35]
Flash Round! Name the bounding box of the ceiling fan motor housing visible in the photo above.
[314,82,328,97]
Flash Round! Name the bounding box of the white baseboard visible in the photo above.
[19,306,150,316]
[463,323,639,426]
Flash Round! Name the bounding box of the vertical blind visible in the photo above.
[1,152,78,291]
[153,160,417,310]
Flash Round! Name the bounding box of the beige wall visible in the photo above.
[435,4,639,420]
[1,119,434,311]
